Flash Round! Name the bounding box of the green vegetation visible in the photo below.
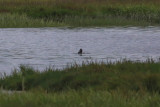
[0,89,160,107]
[1,60,160,92]
[0,13,64,28]
[0,60,160,106]
[1,0,160,27]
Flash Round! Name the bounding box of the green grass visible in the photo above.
[0,89,160,107]
[0,13,64,28]
[1,60,160,93]
[0,60,160,106]
[1,0,160,27]
[0,13,154,27]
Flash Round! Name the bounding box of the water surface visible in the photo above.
[0,27,160,73]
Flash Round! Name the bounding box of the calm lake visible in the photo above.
[0,27,160,73]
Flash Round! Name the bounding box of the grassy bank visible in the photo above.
[0,60,160,93]
[0,13,65,28]
[0,13,153,28]
[1,0,160,27]
[0,60,160,106]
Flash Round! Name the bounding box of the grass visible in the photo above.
[0,60,160,106]
[0,13,64,28]
[0,89,160,107]
[0,60,160,93]
[0,13,154,28]
[1,0,160,27]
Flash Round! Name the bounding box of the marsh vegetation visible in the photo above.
[1,0,160,27]
[0,60,160,106]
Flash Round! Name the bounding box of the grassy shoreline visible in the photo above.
[1,60,160,92]
[1,0,160,27]
[0,60,160,106]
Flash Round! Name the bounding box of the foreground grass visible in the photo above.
[0,60,160,106]
[0,89,160,107]
[0,60,160,93]
[1,0,160,27]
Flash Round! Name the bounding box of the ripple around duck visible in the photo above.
[1,27,160,73]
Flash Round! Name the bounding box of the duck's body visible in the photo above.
[78,49,83,54]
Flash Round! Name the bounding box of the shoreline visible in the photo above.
[0,60,159,106]
[0,13,158,28]
[0,3,160,27]
[0,60,160,92]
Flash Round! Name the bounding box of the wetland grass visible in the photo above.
[0,13,64,28]
[0,89,160,107]
[0,60,160,107]
[0,60,160,93]
[1,0,160,27]
[0,13,157,28]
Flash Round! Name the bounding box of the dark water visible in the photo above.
[0,27,160,73]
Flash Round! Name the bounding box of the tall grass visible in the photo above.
[0,89,160,107]
[0,13,64,28]
[0,13,157,28]
[0,60,160,93]
[1,0,160,27]
[0,60,160,106]
[1,0,160,7]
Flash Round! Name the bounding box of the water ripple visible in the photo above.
[0,27,160,73]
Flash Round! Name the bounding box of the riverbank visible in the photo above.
[1,0,160,27]
[1,60,160,92]
[0,60,160,106]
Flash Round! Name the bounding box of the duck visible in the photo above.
[78,49,83,54]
